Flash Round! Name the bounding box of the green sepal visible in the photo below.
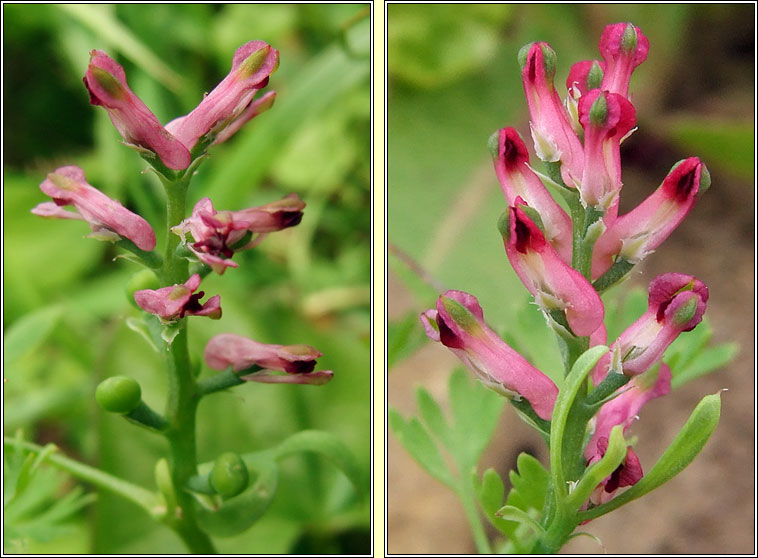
[578,392,722,521]
[549,345,609,496]
[593,258,635,293]
[495,505,545,537]
[194,455,278,538]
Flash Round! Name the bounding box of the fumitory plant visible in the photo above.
[391,22,735,554]
[6,40,363,554]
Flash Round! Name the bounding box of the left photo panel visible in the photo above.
[3,3,372,555]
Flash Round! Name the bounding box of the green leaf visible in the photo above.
[388,312,429,369]
[3,305,63,368]
[671,343,738,388]
[271,430,365,500]
[506,453,549,514]
[568,425,626,509]
[195,455,279,538]
[448,369,504,468]
[579,392,722,521]
[494,505,545,537]
[415,387,452,450]
[389,409,455,488]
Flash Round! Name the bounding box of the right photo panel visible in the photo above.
[386,3,755,555]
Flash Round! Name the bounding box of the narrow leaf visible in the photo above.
[389,409,455,488]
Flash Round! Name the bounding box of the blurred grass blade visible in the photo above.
[57,4,184,92]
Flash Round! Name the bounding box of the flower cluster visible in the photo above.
[32,41,332,387]
[422,23,709,505]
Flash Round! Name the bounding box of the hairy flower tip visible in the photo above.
[33,165,156,251]
[598,22,650,98]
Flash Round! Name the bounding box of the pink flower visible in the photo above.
[592,158,709,279]
[165,41,279,150]
[491,127,572,263]
[578,89,636,217]
[585,364,671,505]
[600,273,708,379]
[172,194,305,274]
[420,290,558,420]
[519,42,584,188]
[31,165,156,251]
[83,51,191,170]
[204,333,332,385]
[134,273,221,322]
[599,22,650,99]
[500,200,604,337]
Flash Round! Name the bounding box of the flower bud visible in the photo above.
[134,274,221,323]
[598,22,650,98]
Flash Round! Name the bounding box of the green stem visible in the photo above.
[156,174,217,554]
[458,475,492,554]
[3,437,159,514]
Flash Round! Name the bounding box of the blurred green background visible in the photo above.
[388,3,754,555]
[4,3,370,554]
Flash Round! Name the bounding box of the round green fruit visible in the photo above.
[96,376,142,414]
[210,452,249,498]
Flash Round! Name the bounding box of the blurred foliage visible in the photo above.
[3,3,369,554]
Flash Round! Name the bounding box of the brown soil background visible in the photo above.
[387,11,755,553]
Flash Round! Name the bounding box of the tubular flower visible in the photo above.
[499,200,604,337]
[491,127,572,263]
[599,22,650,99]
[519,42,584,188]
[134,273,221,322]
[592,158,710,279]
[32,165,156,251]
[605,273,708,378]
[585,364,671,505]
[83,51,191,170]
[165,41,279,150]
[420,290,558,420]
[578,89,636,217]
[204,333,333,385]
[172,194,305,274]
[566,60,605,100]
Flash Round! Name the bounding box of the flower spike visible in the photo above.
[500,199,604,337]
[592,158,709,279]
[519,42,585,188]
[166,41,279,150]
[491,127,572,263]
[204,333,333,385]
[578,89,636,217]
[32,165,156,251]
[421,290,558,420]
[599,22,650,99]
[83,50,191,170]
[134,273,221,323]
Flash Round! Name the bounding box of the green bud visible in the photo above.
[96,376,142,414]
[587,61,604,90]
[91,66,125,100]
[238,46,271,79]
[672,295,699,327]
[210,452,249,498]
[517,43,534,71]
[621,23,638,52]
[589,93,608,127]
[699,163,711,194]
[497,210,510,239]
[487,130,500,159]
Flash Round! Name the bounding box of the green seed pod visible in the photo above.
[96,376,142,414]
[210,452,249,498]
